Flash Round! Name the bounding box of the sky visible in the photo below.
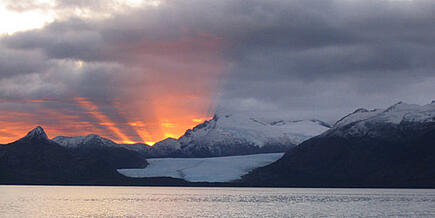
[0,0,434,144]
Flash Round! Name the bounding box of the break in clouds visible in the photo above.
[0,0,434,143]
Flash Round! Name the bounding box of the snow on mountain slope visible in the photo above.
[149,114,330,157]
[180,114,329,146]
[243,101,435,187]
[117,153,284,182]
[380,101,435,124]
[145,138,179,155]
[326,101,435,137]
[19,126,49,141]
[52,134,151,154]
[268,119,331,143]
[50,114,329,157]
[334,108,384,127]
[53,134,118,148]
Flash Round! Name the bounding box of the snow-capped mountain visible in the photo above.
[53,134,151,154]
[243,101,435,187]
[36,128,149,169]
[51,114,329,158]
[0,126,148,184]
[145,138,179,156]
[327,101,435,138]
[176,114,330,147]
[18,126,49,142]
[53,134,118,148]
[149,113,330,157]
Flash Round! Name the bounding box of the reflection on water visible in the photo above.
[0,186,434,217]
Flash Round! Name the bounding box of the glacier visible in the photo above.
[117,153,284,182]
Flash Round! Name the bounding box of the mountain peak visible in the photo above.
[384,101,408,112]
[353,108,369,113]
[22,126,49,141]
[52,134,116,148]
[85,134,104,140]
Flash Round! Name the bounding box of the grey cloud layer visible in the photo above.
[1,0,435,124]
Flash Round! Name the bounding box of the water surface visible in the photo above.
[0,186,434,217]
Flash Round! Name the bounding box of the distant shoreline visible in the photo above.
[2,181,435,189]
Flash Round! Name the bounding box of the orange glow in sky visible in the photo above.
[0,32,225,145]
[73,97,140,144]
[0,96,215,145]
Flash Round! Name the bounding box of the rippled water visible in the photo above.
[0,186,434,217]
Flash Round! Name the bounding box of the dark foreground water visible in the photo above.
[0,186,434,217]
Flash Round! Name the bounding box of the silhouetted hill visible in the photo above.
[243,102,435,188]
[0,127,148,184]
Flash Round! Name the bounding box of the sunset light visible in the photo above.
[73,97,137,143]
[0,0,224,145]
[0,96,215,144]
[1,0,435,214]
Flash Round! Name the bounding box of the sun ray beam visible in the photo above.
[73,97,133,143]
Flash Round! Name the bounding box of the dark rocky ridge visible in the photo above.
[242,102,435,188]
[0,127,148,184]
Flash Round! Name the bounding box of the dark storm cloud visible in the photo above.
[0,48,49,79]
[1,0,435,131]
[222,0,435,77]
[211,0,435,120]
